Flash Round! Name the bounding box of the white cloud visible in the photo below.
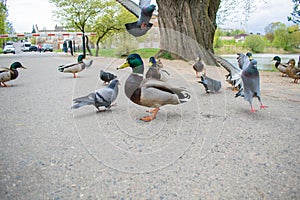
[220,0,295,34]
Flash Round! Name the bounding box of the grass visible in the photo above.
[93,48,160,58]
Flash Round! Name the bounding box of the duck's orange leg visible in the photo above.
[140,108,160,122]
[73,73,77,78]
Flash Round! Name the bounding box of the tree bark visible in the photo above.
[156,0,220,65]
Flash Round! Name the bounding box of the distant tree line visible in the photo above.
[214,22,300,53]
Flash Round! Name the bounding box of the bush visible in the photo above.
[244,35,265,53]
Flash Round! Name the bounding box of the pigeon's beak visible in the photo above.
[117,61,130,70]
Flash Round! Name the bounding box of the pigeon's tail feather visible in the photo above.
[71,94,95,109]
[71,102,90,109]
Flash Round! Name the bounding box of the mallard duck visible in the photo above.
[100,70,117,85]
[58,54,93,78]
[272,56,288,77]
[286,58,300,83]
[0,62,26,87]
[72,79,120,111]
[145,57,170,81]
[117,53,191,122]
[234,54,267,113]
[116,0,156,37]
[193,54,206,78]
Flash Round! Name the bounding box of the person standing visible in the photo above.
[68,40,73,56]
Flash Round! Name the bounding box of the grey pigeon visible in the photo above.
[234,55,267,113]
[193,54,206,77]
[116,0,156,37]
[100,70,117,84]
[71,79,120,111]
[198,74,222,93]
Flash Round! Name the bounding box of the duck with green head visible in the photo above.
[117,53,191,122]
[0,62,26,87]
[58,54,93,78]
[272,56,288,77]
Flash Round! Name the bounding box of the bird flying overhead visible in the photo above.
[116,0,156,37]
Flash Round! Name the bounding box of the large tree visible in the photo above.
[50,0,106,56]
[156,0,220,64]
[117,0,255,65]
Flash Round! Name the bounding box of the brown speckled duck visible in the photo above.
[0,62,26,87]
[286,58,300,83]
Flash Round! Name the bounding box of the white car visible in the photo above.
[21,42,31,52]
[3,45,15,54]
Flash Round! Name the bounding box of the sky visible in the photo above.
[6,0,295,34]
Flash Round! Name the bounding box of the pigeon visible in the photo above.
[100,70,117,85]
[71,79,120,111]
[146,57,170,81]
[234,54,267,113]
[193,54,206,77]
[58,54,93,78]
[116,0,156,37]
[198,74,222,93]
[117,54,191,122]
[0,62,26,87]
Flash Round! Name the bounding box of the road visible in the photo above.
[0,52,299,199]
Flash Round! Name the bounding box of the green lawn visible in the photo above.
[94,48,160,58]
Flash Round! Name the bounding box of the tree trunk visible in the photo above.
[156,0,220,65]
[85,35,93,56]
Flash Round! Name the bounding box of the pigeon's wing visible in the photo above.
[237,53,250,70]
[116,0,140,18]
[139,0,151,8]
[214,55,240,75]
[214,55,242,87]
[94,87,117,107]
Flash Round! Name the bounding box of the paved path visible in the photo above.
[0,53,299,199]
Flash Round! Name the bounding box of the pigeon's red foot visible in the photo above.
[260,104,268,109]
[250,108,257,113]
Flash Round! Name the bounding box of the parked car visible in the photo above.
[29,45,38,52]
[21,42,31,52]
[41,44,53,52]
[3,45,15,54]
